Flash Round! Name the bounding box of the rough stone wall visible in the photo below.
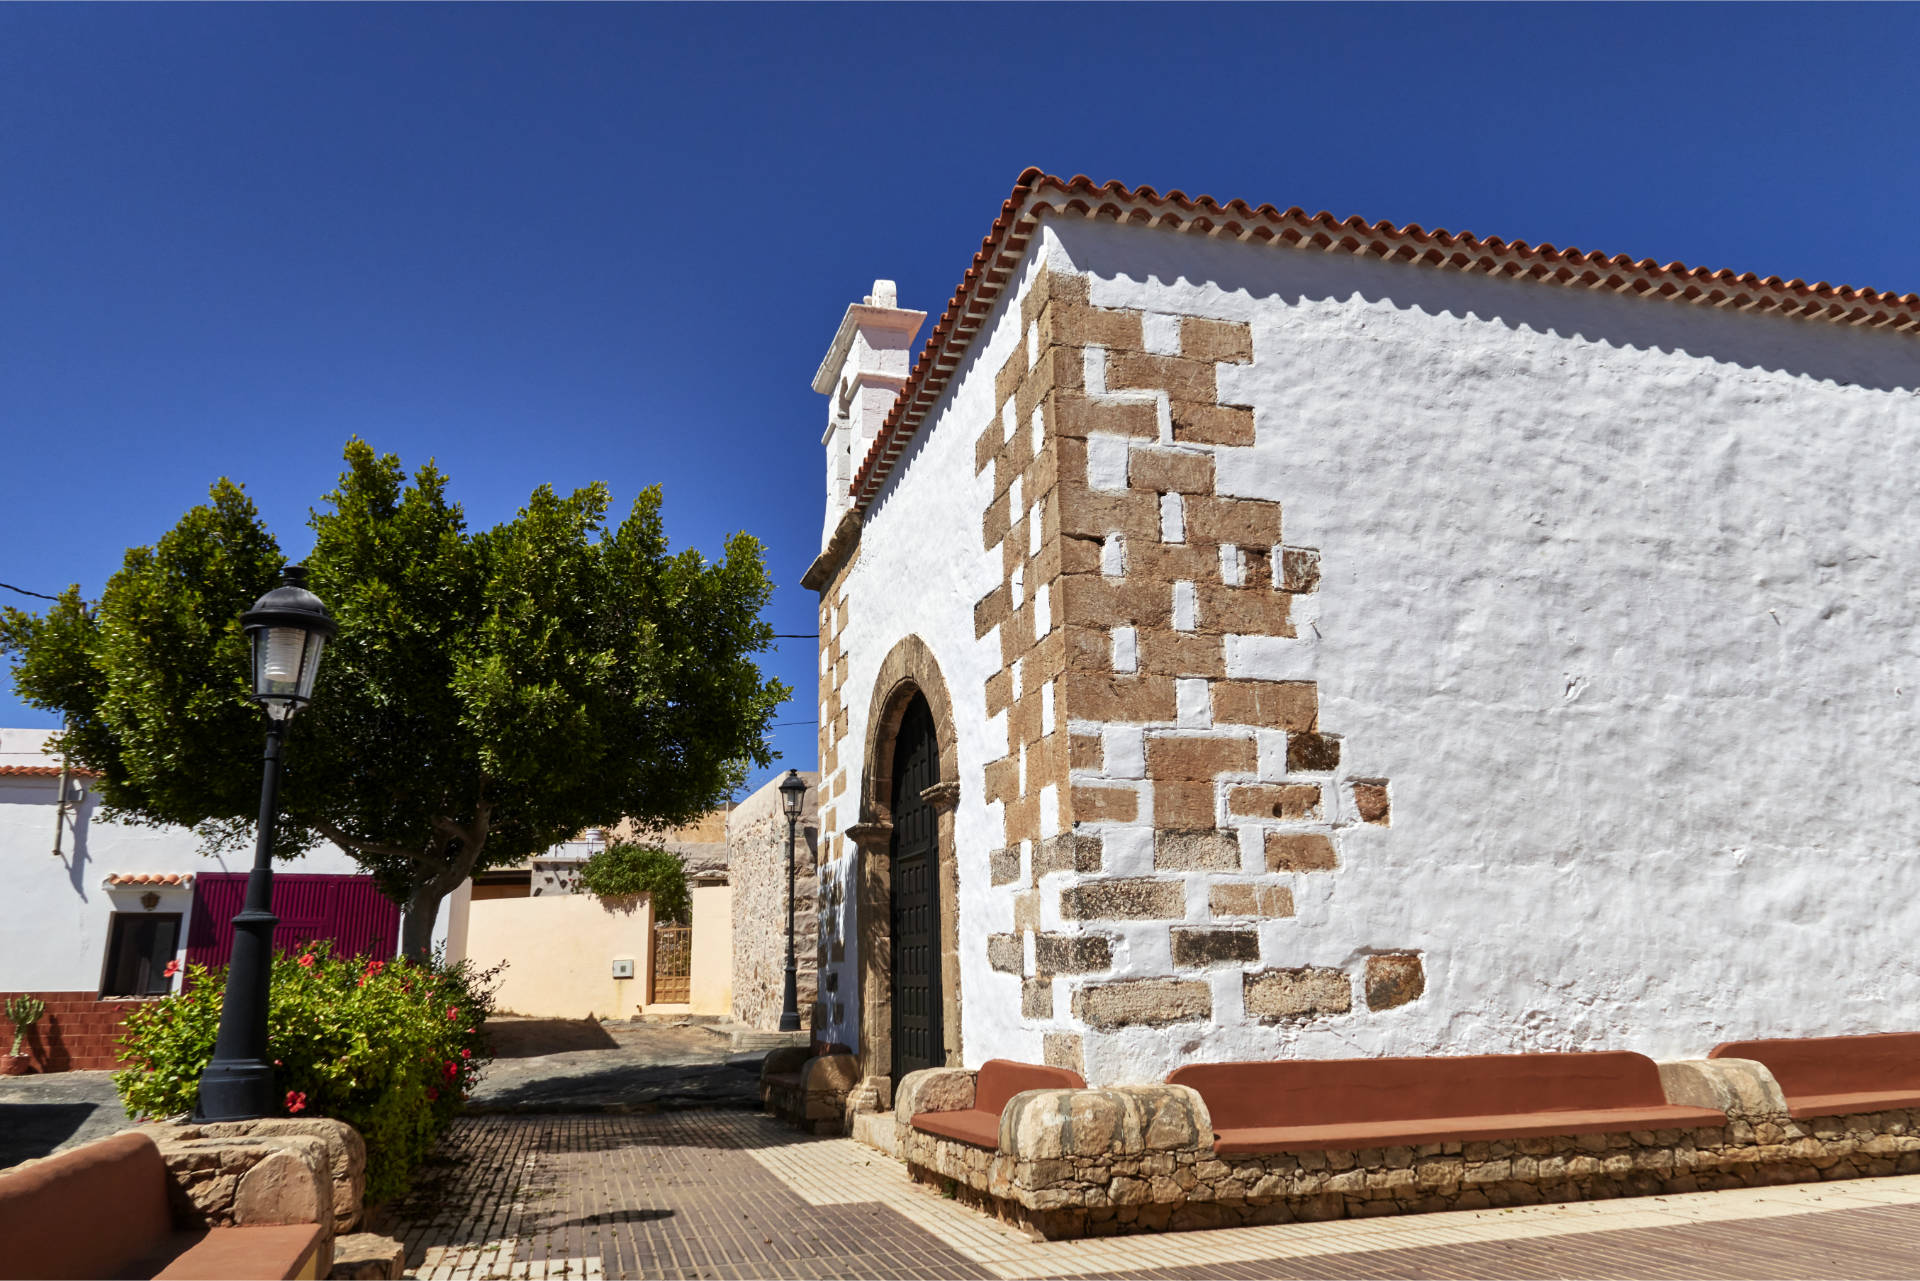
[727,773,819,1030]
[971,268,1420,1082]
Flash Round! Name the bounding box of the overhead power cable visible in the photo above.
[1,580,64,603]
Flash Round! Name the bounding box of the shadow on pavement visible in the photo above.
[0,1102,102,1168]
[487,1018,621,1058]
[469,1057,765,1116]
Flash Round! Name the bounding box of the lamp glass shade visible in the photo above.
[779,770,807,817]
[250,627,325,718]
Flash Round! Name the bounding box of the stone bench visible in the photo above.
[0,1130,328,1280]
[909,1059,1086,1149]
[894,1055,1920,1239]
[762,1044,861,1134]
[1167,1052,1724,1155]
[1710,1032,1920,1119]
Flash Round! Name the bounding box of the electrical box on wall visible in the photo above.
[610,957,635,979]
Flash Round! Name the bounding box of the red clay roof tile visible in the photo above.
[849,169,1920,511]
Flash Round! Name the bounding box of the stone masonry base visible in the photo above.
[888,1063,1920,1241]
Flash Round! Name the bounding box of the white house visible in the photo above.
[0,727,435,1069]
[799,169,1920,1116]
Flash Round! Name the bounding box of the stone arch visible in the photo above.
[848,635,962,1105]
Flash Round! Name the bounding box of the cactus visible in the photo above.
[6,995,45,1056]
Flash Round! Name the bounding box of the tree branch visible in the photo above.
[314,819,442,869]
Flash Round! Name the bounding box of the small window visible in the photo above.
[101,913,181,997]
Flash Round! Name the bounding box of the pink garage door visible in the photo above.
[186,873,401,972]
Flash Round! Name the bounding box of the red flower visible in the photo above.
[297,954,316,968]
[162,960,181,978]
[464,1028,474,1035]
[364,959,384,974]
[426,1086,439,1101]
[442,1061,458,1079]
[285,1091,307,1114]
[446,1006,459,1020]
[460,1048,472,1059]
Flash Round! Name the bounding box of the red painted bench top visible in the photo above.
[1710,1032,1920,1119]
[0,1130,324,1281]
[912,1059,1087,1149]
[1168,1052,1726,1156]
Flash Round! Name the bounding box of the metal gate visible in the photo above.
[651,924,691,1004]
[185,874,401,975]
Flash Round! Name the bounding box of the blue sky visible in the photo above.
[3,3,1916,798]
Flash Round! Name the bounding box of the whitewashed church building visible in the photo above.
[798,169,1920,1117]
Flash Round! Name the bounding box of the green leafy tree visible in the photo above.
[1,441,788,956]
[575,843,691,922]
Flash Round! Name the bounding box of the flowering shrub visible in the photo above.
[114,942,501,1201]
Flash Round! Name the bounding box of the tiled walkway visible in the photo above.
[388,1112,1920,1280]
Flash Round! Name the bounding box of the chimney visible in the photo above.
[812,280,926,547]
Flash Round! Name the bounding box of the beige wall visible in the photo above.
[688,884,732,1015]
[464,891,652,1020]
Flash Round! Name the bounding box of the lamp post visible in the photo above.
[195,566,336,1122]
[777,769,808,1033]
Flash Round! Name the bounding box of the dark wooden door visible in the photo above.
[186,874,401,974]
[889,694,942,1082]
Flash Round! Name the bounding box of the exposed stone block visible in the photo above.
[1062,671,1178,724]
[1057,574,1173,629]
[1280,546,1322,593]
[1057,483,1163,540]
[1136,629,1225,678]
[1016,347,1085,424]
[1069,733,1104,770]
[1171,401,1256,447]
[1128,447,1215,495]
[1185,496,1282,546]
[1657,1058,1790,1120]
[234,1143,330,1228]
[1106,352,1218,402]
[1227,784,1322,821]
[1196,581,1291,634]
[1034,832,1103,876]
[1021,269,1090,328]
[1178,317,1254,364]
[975,583,1011,638]
[1046,391,1159,441]
[328,1233,404,1280]
[1024,976,1056,1019]
[1365,953,1427,1010]
[1073,978,1212,1029]
[1259,833,1336,871]
[1287,732,1342,772]
[989,845,1024,887]
[1212,680,1318,731]
[1244,967,1352,1020]
[1059,878,1185,921]
[983,757,1019,806]
[1034,933,1114,974]
[1209,882,1295,919]
[894,1067,976,1131]
[1170,927,1261,968]
[988,933,1025,974]
[1153,780,1217,830]
[1352,780,1391,825]
[1145,734,1257,781]
[1072,783,1138,824]
[1153,829,1242,871]
[1042,1032,1085,1076]
[1040,297,1145,352]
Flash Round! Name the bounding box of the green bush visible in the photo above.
[114,942,501,1202]
[575,842,689,922]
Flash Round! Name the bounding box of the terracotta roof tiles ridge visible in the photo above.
[848,168,1920,512]
[0,763,98,778]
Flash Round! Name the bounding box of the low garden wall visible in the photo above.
[892,1060,1920,1239]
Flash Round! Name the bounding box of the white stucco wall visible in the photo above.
[814,249,1058,1069]
[1037,216,1920,1076]
[1,728,430,993]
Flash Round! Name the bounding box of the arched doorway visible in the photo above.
[848,635,962,1109]
[887,694,941,1080]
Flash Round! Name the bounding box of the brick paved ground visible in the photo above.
[387,1113,1920,1280]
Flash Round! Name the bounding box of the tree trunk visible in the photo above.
[400,886,443,960]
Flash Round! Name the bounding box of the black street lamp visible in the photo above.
[195,566,336,1122]
[777,769,809,1034]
